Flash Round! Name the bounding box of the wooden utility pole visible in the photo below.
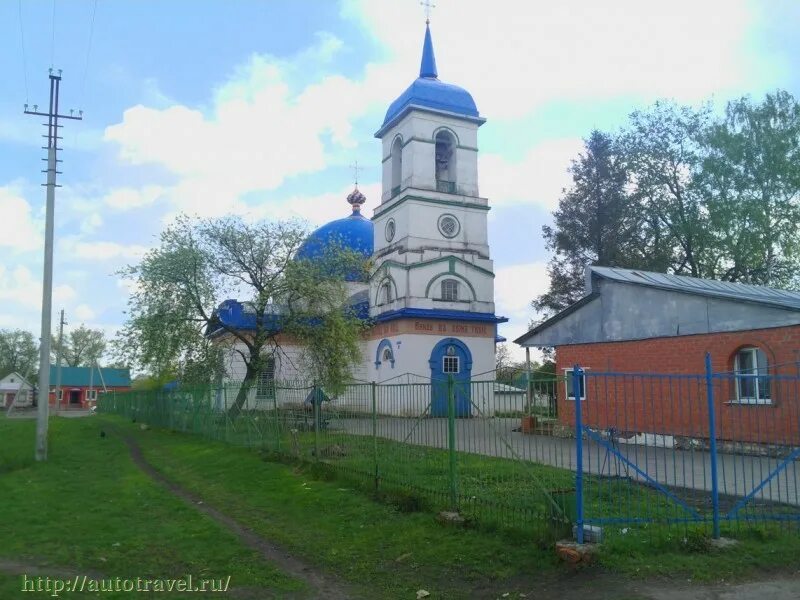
[54,309,66,411]
[24,70,82,461]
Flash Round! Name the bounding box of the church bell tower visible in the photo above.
[367,19,504,390]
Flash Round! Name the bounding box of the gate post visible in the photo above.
[447,375,458,511]
[372,382,379,491]
[705,352,721,539]
[313,383,320,461]
[573,365,585,544]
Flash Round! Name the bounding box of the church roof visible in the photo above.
[294,189,374,282]
[376,23,483,137]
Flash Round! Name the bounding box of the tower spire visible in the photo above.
[419,17,438,79]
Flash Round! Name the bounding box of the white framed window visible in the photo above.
[441,279,459,301]
[443,355,460,374]
[86,389,97,402]
[563,368,587,401]
[734,347,771,404]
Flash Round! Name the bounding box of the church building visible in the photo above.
[212,22,506,414]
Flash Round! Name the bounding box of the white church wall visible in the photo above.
[372,201,490,261]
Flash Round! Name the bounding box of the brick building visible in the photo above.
[49,365,132,410]
[515,267,800,444]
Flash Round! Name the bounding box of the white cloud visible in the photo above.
[64,240,149,262]
[494,261,550,360]
[74,304,96,321]
[0,265,77,308]
[103,33,386,219]
[80,213,104,234]
[103,185,166,210]
[348,0,756,120]
[481,138,583,211]
[249,182,381,227]
[0,187,42,252]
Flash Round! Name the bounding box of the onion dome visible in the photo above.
[376,22,483,137]
[294,187,374,282]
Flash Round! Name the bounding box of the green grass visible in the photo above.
[0,416,304,599]
[103,412,800,586]
[5,411,800,600]
[104,414,559,599]
[101,396,800,582]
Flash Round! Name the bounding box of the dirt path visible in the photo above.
[121,433,353,600]
[476,570,800,600]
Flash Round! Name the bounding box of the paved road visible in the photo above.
[328,416,800,507]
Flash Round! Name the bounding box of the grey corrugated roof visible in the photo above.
[588,267,800,310]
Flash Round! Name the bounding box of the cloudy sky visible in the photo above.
[1,0,799,360]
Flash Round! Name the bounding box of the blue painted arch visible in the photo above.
[375,339,396,369]
[429,337,472,417]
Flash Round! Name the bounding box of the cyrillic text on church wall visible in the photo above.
[368,319,493,340]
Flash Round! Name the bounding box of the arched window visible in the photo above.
[734,347,771,404]
[441,279,459,301]
[375,339,395,369]
[391,137,403,195]
[435,130,456,192]
[256,357,276,400]
[380,281,393,304]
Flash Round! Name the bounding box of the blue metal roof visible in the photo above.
[295,210,374,282]
[48,365,131,387]
[207,292,371,337]
[376,24,482,137]
[419,22,438,78]
[588,266,800,311]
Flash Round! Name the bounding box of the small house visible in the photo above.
[0,372,33,409]
[48,366,132,410]
[515,267,800,444]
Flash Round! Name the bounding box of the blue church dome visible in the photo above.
[378,23,482,135]
[295,187,374,282]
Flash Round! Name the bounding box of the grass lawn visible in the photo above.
[102,414,560,599]
[0,416,303,599]
[2,413,800,599]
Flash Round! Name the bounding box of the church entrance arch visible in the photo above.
[429,338,471,417]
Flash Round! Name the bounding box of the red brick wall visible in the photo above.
[555,325,800,445]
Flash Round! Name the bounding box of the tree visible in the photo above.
[621,100,714,278]
[53,325,107,367]
[535,92,800,323]
[116,215,368,416]
[0,329,38,379]
[536,130,649,316]
[698,90,800,287]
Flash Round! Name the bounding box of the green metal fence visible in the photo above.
[99,376,573,538]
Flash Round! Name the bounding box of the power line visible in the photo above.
[50,0,57,69]
[17,0,29,103]
[79,0,98,106]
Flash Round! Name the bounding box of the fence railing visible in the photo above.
[99,357,800,542]
[572,354,800,542]
[100,376,571,537]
